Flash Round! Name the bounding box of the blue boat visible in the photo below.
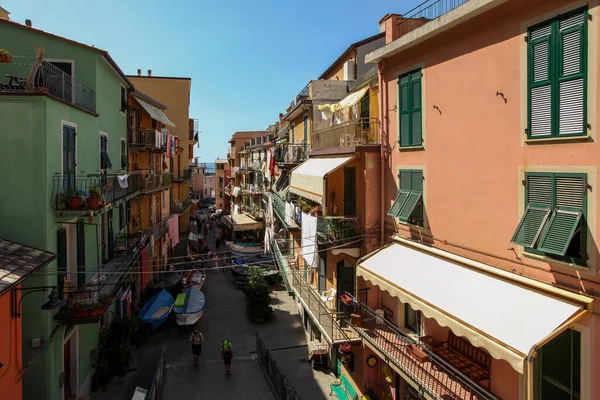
[174,287,206,326]
[139,289,174,332]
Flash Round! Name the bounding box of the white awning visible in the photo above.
[135,97,176,128]
[357,237,593,373]
[318,87,369,113]
[221,214,264,231]
[290,156,355,203]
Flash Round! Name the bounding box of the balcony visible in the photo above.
[317,216,361,247]
[140,171,172,194]
[189,118,199,142]
[130,214,171,240]
[172,198,192,214]
[273,144,308,167]
[52,173,144,216]
[311,118,380,152]
[241,183,263,195]
[349,301,499,400]
[0,56,95,114]
[172,168,192,182]
[391,0,470,41]
[272,240,359,344]
[54,237,143,324]
[272,191,299,231]
[129,128,164,152]
[283,84,311,121]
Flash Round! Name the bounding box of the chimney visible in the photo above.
[147,69,152,77]
[137,69,141,76]
[25,19,32,27]
[379,14,403,43]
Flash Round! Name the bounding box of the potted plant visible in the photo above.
[87,184,103,210]
[0,49,12,64]
[67,189,81,210]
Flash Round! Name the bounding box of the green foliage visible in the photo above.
[243,267,274,322]
[0,49,11,58]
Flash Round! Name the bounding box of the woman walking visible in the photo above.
[189,330,204,368]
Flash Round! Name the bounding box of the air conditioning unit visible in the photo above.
[343,60,356,81]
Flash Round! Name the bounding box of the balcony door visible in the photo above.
[336,260,354,310]
[344,167,356,216]
[318,246,327,292]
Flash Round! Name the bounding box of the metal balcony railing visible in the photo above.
[271,192,299,230]
[349,300,499,400]
[172,198,192,214]
[51,173,144,211]
[173,168,192,181]
[0,56,95,113]
[189,118,199,141]
[141,172,172,194]
[272,144,307,165]
[395,0,470,38]
[129,128,163,150]
[317,216,361,246]
[312,118,380,151]
[287,83,310,111]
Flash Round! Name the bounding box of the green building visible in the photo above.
[0,19,145,400]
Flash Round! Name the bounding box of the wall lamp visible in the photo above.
[11,286,67,318]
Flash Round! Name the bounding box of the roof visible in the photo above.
[131,89,167,109]
[0,18,133,88]
[318,32,386,79]
[228,131,267,143]
[0,6,9,14]
[0,238,56,296]
[215,159,229,164]
[127,75,191,81]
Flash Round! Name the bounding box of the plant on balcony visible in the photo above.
[87,183,104,210]
[0,49,12,63]
[243,266,274,323]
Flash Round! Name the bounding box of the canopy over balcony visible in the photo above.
[133,96,176,128]
[289,156,354,203]
[357,236,593,373]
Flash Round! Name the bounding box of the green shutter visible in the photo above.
[556,175,586,210]
[511,205,551,247]
[398,191,422,223]
[76,220,86,287]
[537,329,581,399]
[398,75,410,147]
[410,73,422,146]
[398,71,422,147]
[388,189,410,217]
[558,11,586,137]
[527,174,553,207]
[528,23,553,138]
[57,228,67,296]
[410,170,423,192]
[537,208,582,255]
[399,170,412,190]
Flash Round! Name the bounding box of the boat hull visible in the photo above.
[175,310,204,326]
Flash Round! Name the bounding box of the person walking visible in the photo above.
[215,237,221,250]
[189,330,204,368]
[220,339,234,375]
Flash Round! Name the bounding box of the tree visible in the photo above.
[243,267,274,322]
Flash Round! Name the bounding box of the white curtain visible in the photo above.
[301,213,318,268]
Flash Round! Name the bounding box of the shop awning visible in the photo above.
[221,214,264,231]
[135,97,176,128]
[318,87,368,113]
[290,156,355,203]
[357,237,593,373]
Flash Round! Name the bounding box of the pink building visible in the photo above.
[334,0,600,399]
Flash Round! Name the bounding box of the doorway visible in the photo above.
[318,247,327,292]
[336,260,354,309]
[343,167,356,216]
[62,327,78,400]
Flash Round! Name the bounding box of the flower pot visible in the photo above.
[340,294,353,305]
[87,197,102,210]
[69,198,81,209]
[0,55,11,64]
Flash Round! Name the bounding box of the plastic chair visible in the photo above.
[320,288,337,308]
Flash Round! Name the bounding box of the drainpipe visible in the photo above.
[378,60,386,247]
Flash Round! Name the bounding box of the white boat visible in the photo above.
[182,269,206,290]
[226,241,264,254]
[174,287,206,326]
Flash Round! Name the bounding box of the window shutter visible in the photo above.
[399,170,412,190]
[76,220,86,287]
[529,23,553,138]
[398,75,410,146]
[57,228,67,296]
[398,191,422,223]
[410,170,423,192]
[537,208,582,255]
[410,73,422,146]
[556,175,585,210]
[558,11,586,136]
[511,204,552,247]
[101,151,113,169]
[527,174,553,207]
[387,189,410,217]
[537,329,580,399]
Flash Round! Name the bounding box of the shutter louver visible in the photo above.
[388,189,410,217]
[410,170,423,192]
[399,76,410,146]
[411,76,422,146]
[529,23,553,138]
[537,208,582,255]
[398,191,422,223]
[527,175,553,207]
[538,329,580,399]
[511,205,551,248]
[556,175,585,209]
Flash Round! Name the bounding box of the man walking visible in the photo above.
[215,237,221,250]
[220,339,234,375]
[189,329,204,368]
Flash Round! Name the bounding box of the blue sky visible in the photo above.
[4,0,420,161]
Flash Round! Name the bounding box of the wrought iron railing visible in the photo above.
[189,118,199,141]
[0,56,95,113]
[272,192,298,230]
[130,128,164,150]
[140,171,172,193]
[395,0,470,38]
[287,83,310,111]
[172,198,192,214]
[317,216,360,246]
[272,144,307,165]
[173,168,192,181]
[255,331,302,400]
[349,300,499,400]
[312,118,380,151]
[51,173,144,211]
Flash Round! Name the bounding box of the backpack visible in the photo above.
[222,340,232,352]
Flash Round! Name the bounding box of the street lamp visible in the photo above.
[11,286,67,318]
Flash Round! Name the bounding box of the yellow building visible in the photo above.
[128,70,197,237]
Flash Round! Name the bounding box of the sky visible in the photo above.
[4,0,422,161]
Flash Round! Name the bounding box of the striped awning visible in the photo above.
[135,97,176,128]
[290,156,355,203]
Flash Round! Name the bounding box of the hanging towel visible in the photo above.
[155,130,161,148]
[117,174,129,189]
[168,216,179,247]
[166,135,172,158]
[174,137,179,155]
[301,213,318,268]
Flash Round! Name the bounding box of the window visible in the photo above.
[204,189,207,195]
[291,122,295,144]
[119,203,126,231]
[388,170,423,226]
[511,173,587,264]
[219,191,223,197]
[100,135,112,170]
[62,125,76,191]
[120,86,127,112]
[120,138,127,170]
[533,329,581,399]
[528,8,587,139]
[398,69,422,147]
[404,303,421,335]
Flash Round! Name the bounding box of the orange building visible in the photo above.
[0,239,55,400]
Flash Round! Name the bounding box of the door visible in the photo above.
[76,220,86,287]
[63,338,72,398]
[62,125,76,192]
[344,167,356,216]
[318,247,327,292]
[337,260,354,309]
